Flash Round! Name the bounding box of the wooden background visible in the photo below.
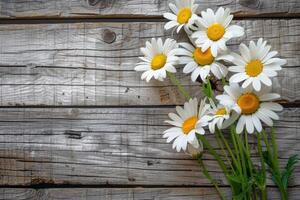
[0,0,299,199]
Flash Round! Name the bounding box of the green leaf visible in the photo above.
[253,170,266,190]
[281,154,299,189]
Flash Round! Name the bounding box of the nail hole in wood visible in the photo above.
[102,29,116,44]
[238,0,260,8]
[87,0,100,6]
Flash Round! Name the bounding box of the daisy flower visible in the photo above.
[191,7,244,57]
[163,0,199,33]
[135,38,179,82]
[177,42,232,82]
[216,83,283,134]
[207,100,239,133]
[228,38,287,91]
[163,98,211,152]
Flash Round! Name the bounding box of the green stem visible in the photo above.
[270,128,288,200]
[198,157,226,200]
[167,72,191,100]
[257,132,267,200]
[217,129,241,174]
[197,135,229,176]
[262,130,287,200]
[261,130,272,159]
[236,134,247,177]
[244,131,253,175]
[270,128,279,170]
[279,187,288,200]
[215,130,234,172]
[230,126,242,171]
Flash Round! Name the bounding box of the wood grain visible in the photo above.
[0,20,299,106]
[1,187,300,200]
[0,107,298,186]
[0,0,299,19]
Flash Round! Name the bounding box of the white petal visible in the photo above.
[256,109,273,126]
[245,115,254,133]
[261,102,283,111]
[236,115,246,134]
[252,78,261,91]
[211,43,218,57]
[252,114,262,132]
[264,58,287,66]
[169,3,178,14]
[183,62,198,74]
[163,12,177,21]
[230,52,247,66]
[165,120,182,127]
[260,108,279,120]
[258,73,272,86]
[239,43,251,62]
[242,78,253,88]
[262,51,279,63]
[191,67,201,82]
[165,21,179,30]
[260,93,281,101]
[223,15,233,28]
[226,25,244,38]
[228,66,244,73]
[229,73,248,83]
[179,42,195,52]
[210,63,222,79]
[199,67,210,82]
[224,83,241,99]
[176,48,193,56]
[135,65,150,71]
[176,106,187,119]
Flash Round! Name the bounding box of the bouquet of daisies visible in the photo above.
[135,1,298,199]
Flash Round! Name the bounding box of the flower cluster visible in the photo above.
[135,1,295,199]
[135,3,286,154]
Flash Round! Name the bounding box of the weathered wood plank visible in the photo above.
[0,0,299,19]
[1,187,300,200]
[0,20,299,106]
[0,107,298,186]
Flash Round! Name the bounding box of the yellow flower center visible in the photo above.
[151,54,167,70]
[245,59,263,77]
[193,48,214,66]
[182,116,198,134]
[207,23,225,41]
[237,93,260,115]
[215,108,227,116]
[177,8,192,24]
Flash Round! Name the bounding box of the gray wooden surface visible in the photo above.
[0,0,299,199]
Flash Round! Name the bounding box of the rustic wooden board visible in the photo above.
[1,187,300,200]
[0,0,299,19]
[0,107,298,186]
[0,20,299,106]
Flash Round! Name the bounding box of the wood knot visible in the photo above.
[64,130,82,139]
[87,0,101,6]
[87,0,115,9]
[102,29,116,44]
[238,0,261,8]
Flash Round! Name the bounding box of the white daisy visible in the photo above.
[163,98,211,152]
[216,83,283,134]
[163,0,199,33]
[228,38,287,91]
[135,38,179,82]
[207,100,239,133]
[177,42,232,82]
[191,7,244,57]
